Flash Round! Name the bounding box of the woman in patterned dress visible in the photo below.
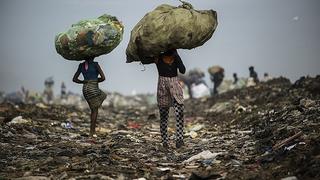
[155,49,186,148]
[72,57,106,137]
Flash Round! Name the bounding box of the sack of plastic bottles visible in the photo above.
[55,14,124,60]
[126,2,218,64]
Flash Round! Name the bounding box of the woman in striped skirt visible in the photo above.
[73,57,106,137]
[155,49,186,148]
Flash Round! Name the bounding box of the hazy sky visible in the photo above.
[0,0,319,95]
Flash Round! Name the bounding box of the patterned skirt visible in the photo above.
[82,80,106,110]
[157,76,184,107]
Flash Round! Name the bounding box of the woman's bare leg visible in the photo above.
[89,109,98,137]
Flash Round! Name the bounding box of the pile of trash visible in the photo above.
[103,92,156,109]
[185,76,320,179]
[2,89,156,111]
[0,76,319,179]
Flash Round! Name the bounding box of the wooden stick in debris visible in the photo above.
[272,131,303,150]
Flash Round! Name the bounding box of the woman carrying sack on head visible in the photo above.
[73,57,106,137]
[155,49,186,149]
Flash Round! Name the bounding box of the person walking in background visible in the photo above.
[179,68,206,99]
[61,82,67,99]
[154,49,186,149]
[73,57,106,137]
[233,73,238,84]
[43,77,54,104]
[249,66,259,84]
[208,66,224,95]
[262,72,273,82]
[21,86,29,103]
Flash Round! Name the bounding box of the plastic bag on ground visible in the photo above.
[183,150,224,164]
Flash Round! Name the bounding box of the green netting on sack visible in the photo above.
[55,14,124,61]
[126,2,218,64]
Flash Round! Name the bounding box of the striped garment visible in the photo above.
[157,76,184,107]
[82,80,106,110]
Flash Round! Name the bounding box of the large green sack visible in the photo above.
[55,14,124,61]
[126,2,218,64]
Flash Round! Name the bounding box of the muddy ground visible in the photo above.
[0,76,319,180]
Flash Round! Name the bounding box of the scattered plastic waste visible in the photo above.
[8,116,29,125]
[61,122,73,129]
[183,150,224,163]
[0,76,319,179]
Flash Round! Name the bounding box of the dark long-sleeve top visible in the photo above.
[156,52,186,77]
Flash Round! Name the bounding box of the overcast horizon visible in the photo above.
[0,0,319,95]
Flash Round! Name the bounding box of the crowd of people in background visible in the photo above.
[0,62,274,146]
[178,65,273,99]
[1,77,72,105]
[1,65,274,105]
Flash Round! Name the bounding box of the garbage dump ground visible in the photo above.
[0,76,319,179]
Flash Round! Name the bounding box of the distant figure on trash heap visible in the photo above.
[249,66,259,84]
[262,72,273,82]
[61,82,67,99]
[154,49,186,149]
[208,66,224,95]
[179,69,206,99]
[43,77,54,104]
[233,73,238,85]
[72,57,106,137]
